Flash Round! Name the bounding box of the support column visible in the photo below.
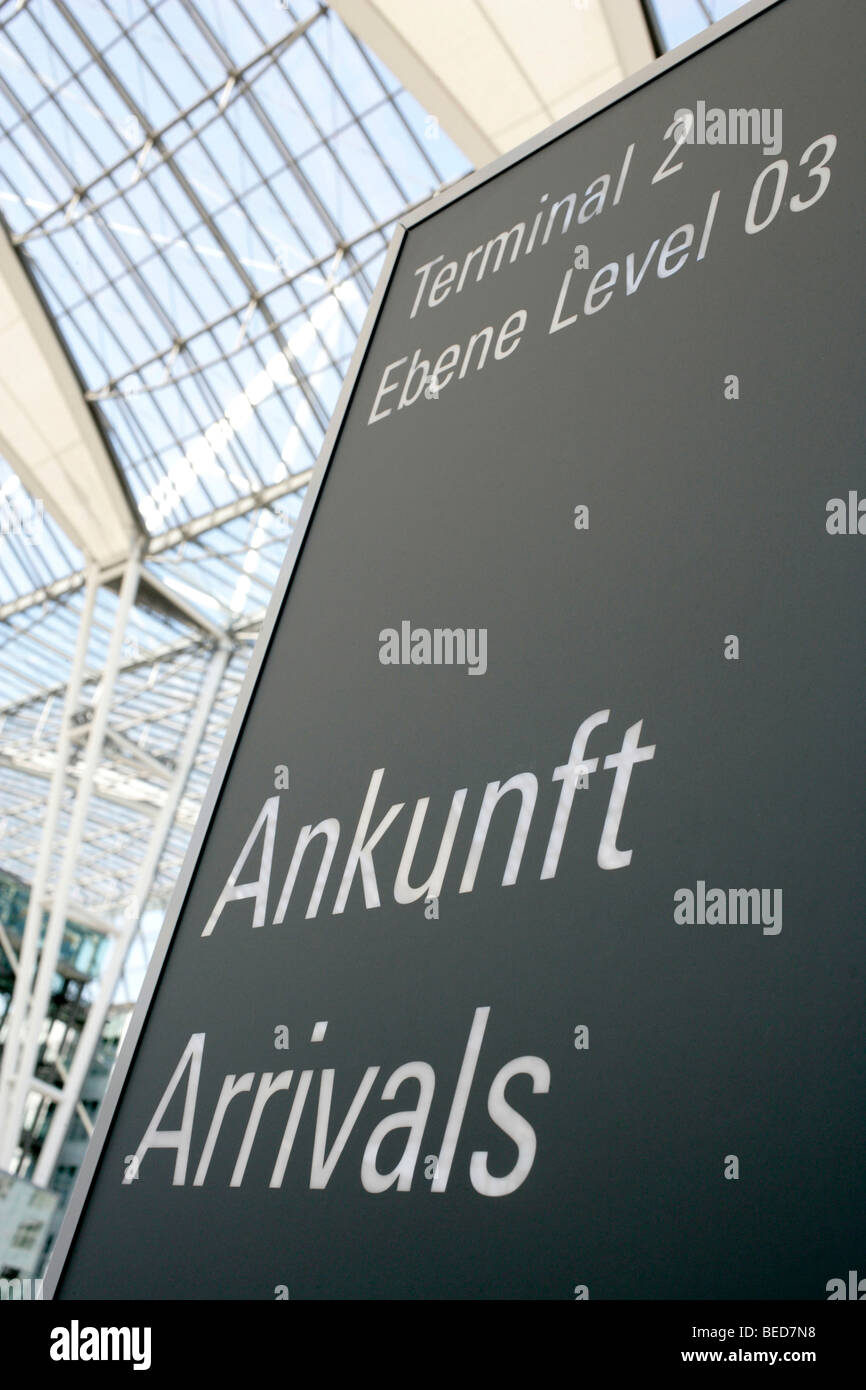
[32,640,230,1186]
[0,549,141,1171]
[0,563,100,1167]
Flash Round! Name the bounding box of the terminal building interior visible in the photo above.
[0,0,744,1274]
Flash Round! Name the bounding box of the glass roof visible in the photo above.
[0,0,467,567]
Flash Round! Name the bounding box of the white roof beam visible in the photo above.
[0,225,138,568]
[331,0,655,163]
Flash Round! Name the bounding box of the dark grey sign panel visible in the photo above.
[49,0,866,1300]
